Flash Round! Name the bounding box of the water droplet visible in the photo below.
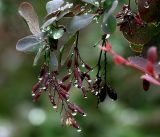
[96,21,99,24]
[77,129,82,132]
[93,17,98,23]
[88,80,92,83]
[81,64,85,67]
[83,113,87,117]
[53,105,57,109]
[71,112,77,116]
[52,29,64,39]
[95,91,98,96]
[81,6,85,12]
[41,29,46,33]
[144,1,149,8]
[94,2,99,6]
[74,84,78,88]
[32,93,35,96]
[46,26,50,31]
[105,34,110,39]
[41,87,46,90]
[91,89,94,92]
[38,77,43,81]
[74,80,78,83]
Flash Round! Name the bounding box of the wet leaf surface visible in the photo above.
[46,0,64,14]
[16,35,42,52]
[67,14,95,33]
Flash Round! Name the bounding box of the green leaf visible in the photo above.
[103,0,115,9]
[102,15,117,34]
[67,14,95,33]
[102,0,118,34]
[59,34,76,65]
[103,0,118,22]
[33,45,45,66]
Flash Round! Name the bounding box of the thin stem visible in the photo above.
[75,31,79,48]
[96,36,106,77]
[104,45,107,88]
[96,50,102,77]
[74,31,79,67]
[128,0,131,9]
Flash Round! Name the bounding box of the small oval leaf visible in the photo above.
[19,2,40,35]
[67,14,95,33]
[103,0,115,9]
[41,17,57,29]
[56,10,74,21]
[33,45,45,66]
[46,0,64,14]
[103,0,118,22]
[102,15,117,34]
[16,35,42,52]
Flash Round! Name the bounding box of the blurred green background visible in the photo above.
[1,0,160,137]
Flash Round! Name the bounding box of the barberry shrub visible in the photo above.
[16,0,160,131]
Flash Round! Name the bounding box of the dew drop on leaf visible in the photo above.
[144,1,149,9]
[77,129,82,132]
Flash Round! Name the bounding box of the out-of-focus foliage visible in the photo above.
[1,0,160,137]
